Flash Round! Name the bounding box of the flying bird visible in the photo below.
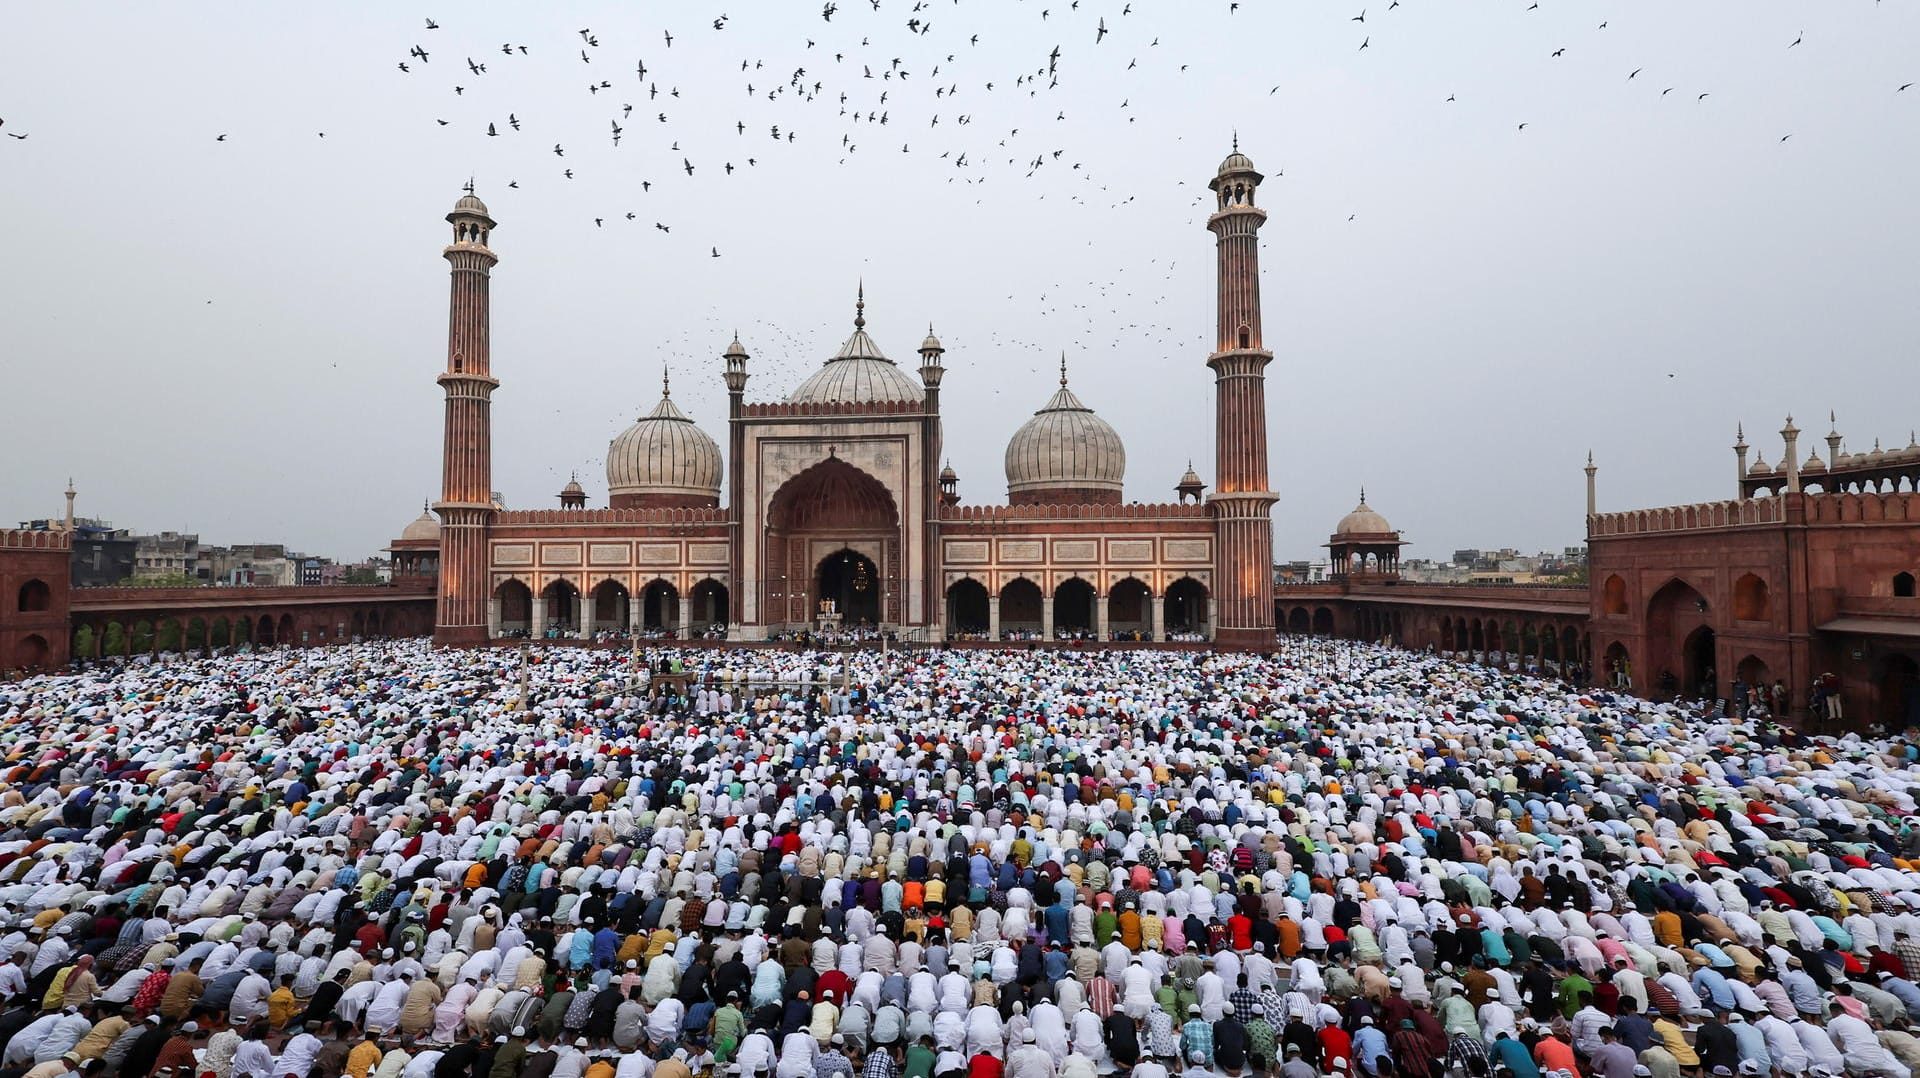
[1789,30,1803,48]
[711,247,721,257]
[1358,36,1368,50]
[215,133,227,141]
[424,18,438,29]
[1352,8,1364,21]
[1629,68,1641,79]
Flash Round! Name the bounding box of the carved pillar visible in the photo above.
[1041,596,1055,640]
[1153,593,1166,642]
[488,597,501,639]
[531,589,546,639]
[988,596,1001,640]
[1096,590,1110,641]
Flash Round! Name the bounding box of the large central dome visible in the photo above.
[606,372,723,508]
[786,289,925,405]
[1004,356,1126,505]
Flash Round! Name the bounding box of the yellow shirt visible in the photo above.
[269,986,298,1029]
[1653,1020,1698,1067]
[347,1041,384,1078]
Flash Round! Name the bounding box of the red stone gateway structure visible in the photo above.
[418,148,1284,647]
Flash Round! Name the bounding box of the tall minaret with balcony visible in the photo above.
[433,189,500,645]
[1206,143,1280,648]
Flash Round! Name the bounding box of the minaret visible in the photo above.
[1780,415,1801,494]
[1205,142,1279,649]
[1584,452,1597,518]
[919,325,947,638]
[433,188,500,645]
[1733,426,1748,500]
[63,479,76,532]
[722,333,750,639]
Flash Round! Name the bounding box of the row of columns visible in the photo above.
[488,593,694,639]
[980,593,1198,639]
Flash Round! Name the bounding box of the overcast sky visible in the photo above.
[3,2,1915,564]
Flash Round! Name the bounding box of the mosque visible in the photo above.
[416,147,1281,646]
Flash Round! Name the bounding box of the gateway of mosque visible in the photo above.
[418,147,1283,649]
[9,145,1920,729]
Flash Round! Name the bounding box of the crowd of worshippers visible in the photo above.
[2,638,1920,1078]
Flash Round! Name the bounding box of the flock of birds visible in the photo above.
[4,3,1914,502]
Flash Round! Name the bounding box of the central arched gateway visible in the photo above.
[764,457,902,629]
[818,548,882,626]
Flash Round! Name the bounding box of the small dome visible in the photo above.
[452,192,491,217]
[1803,450,1826,472]
[1749,455,1771,476]
[607,381,723,504]
[1177,463,1205,489]
[1004,360,1126,501]
[921,326,944,352]
[940,462,958,482]
[1335,492,1395,537]
[561,477,585,495]
[399,507,440,542]
[787,291,925,405]
[1217,150,1256,175]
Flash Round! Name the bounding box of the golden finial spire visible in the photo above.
[1059,351,1068,387]
[854,280,865,329]
[662,364,671,399]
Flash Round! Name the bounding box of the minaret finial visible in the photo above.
[1232,129,1238,153]
[855,280,865,329]
[1359,486,1366,504]
[1059,351,1068,386]
[463,176,475,196]
[662,364,671,398]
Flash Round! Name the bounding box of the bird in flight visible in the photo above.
[425,18,438,29]
[1352,8,1364,21]
[1629,68,1641,79]
[1358,36,1368,51]
[1096,17,1107,42]
[683,157,696,175]
[1517,122,1528,130]
[216,133,228,141]
[712,247,721,257]
[1551,48,1565,57]
[1789,30,1803,48]
[664,29,674,46]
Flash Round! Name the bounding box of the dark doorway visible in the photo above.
[1685,625,1718,700]
[1000,578,1042,635]
[819,548,881,626]
[1882,654,1920,731]
[1054,578,1096,634]
[642,580,679,631]
[947,578,989,634]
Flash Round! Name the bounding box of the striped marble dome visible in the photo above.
[606,378,722,505]
[1004,360,1126,501]
[786,290,925,406]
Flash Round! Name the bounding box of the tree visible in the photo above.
[342,566,383,586]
